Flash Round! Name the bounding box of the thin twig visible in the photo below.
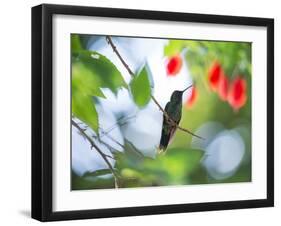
[106,36,204,140]
[72,119,120,188]
[98,127,125,149]
[100,114,136,138]
[73,116,125,152]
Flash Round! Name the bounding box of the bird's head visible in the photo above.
[170,85,192,102]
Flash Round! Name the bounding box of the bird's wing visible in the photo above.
[164,101,179,144]
[159,102,171,150]
[159,102,178,150]
[163,101,171,125]
[164,101,171,112]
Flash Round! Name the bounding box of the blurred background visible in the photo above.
[71,34,251,190]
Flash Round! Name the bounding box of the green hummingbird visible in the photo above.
[159,85,192,152]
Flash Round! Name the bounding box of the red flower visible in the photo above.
[208,62,223,91]
[166,55,183,76]
[186,86,198,108]
[228,77,247,111]
[218,74,229,101]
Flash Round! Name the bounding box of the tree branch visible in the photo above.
[106,36,135,77]
[72,119,120,188]
[106,36,204,140]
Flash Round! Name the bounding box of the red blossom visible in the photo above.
[228,77,247,111]
[166,55,183,76]
[208,62,223,91]
[186,86,198,108]
[218,74,229,101]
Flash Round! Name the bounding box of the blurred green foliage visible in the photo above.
[164,39,251,145]
[72,35,127,132]
[115,146,203,187]
[164,40,251,77]
[72,142,204,189]
[164,39,252,185]
[71,34,83,52]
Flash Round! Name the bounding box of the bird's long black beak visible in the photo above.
[182,84,193,93]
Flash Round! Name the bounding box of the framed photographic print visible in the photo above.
[31,4,274,221]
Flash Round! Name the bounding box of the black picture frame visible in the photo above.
[32,3,274,222]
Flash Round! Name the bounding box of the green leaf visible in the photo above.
[163,148,204,176]
[164,40,184,56]
[72,62,105,98]
[72,50,127,94]
[72,171,115,190]
[72,91,99,133]
[84,169,113,177]
[72,50,127,133]
[140,148,204,184]
[115,141,146,169]
[71,34,83,52]
[130,66,151,108]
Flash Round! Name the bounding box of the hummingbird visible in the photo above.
[159,85,192,152]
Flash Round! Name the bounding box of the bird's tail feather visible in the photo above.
[159,132,170,151]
